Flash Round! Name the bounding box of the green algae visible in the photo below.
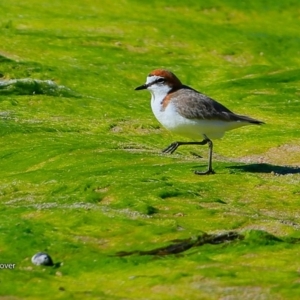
[0,0,300,299]
[0,78,80,97]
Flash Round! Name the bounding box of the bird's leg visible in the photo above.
[194,138,215,175]
[163,137,215,175]
[162,140,208,154]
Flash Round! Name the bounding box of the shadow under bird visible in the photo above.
[135,69,264,175]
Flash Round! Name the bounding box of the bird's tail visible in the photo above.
[234,114,265,125]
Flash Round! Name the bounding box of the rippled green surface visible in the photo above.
[1,1,300,299]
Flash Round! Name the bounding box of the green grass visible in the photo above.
[1,0,300,299]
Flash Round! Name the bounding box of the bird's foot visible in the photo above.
[162,142,180,154]
[194,169,215,175]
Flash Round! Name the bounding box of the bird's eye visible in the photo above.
[157,78,165,83]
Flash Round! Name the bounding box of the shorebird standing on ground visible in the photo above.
[135,69,264,175]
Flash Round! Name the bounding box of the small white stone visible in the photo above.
[31,252,54,266]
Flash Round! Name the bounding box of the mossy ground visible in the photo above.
[1,0,300,299]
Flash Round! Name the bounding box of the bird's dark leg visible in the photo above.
[194,138,215,175]
[162,140,208,154]
[162,137,215,175]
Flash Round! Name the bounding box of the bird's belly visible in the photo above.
[152,102,244,140]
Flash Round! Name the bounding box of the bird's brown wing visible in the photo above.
[171,87,263,124]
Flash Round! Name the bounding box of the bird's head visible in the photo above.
[135,69,182,95]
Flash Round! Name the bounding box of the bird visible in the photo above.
[135,69,264,175]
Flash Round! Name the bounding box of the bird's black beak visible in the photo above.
[135,84,148,91]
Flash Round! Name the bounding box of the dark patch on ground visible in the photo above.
[115,231,242,256]
[227,163,300,175]
[115,230,300,257]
